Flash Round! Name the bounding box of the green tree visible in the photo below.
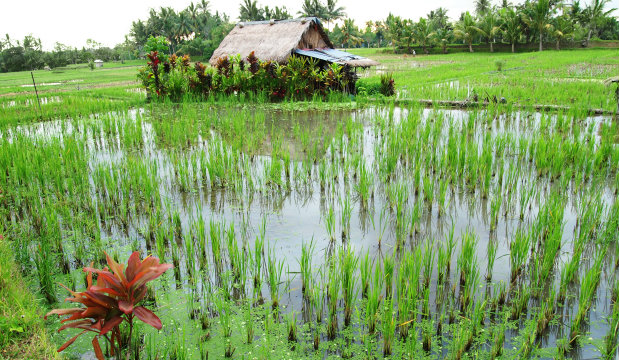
[427,7,450,30]
[239,0,264,21]
[550,14,574,50]
[522,0,554,51]
[475,0,492,15]
[339,19,363,48]
[299,0,326,19]
[583,0,616,44]
[264,6,292,20]
[480,9,501,52]
[324,0,346,30]
[454,12,485,53]
[414,18,436,54]
[500,7,523,53]
[176,12,194,41]
[433,27,453,54]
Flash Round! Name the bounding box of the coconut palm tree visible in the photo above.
[176,12,193,41]
[187,2,200,30]
[583,0,616,44]
[264,6,292,20]
[427,7,450,30]
[475,0,492,15]
[551,14,574,50]
[299,0,326,19]
[500,0,513,9]
[414,18,436,54]
[500,7,523,53]
[340,19,363,48]
[239,0,264,21]
[522,0,554,51]
[159,7,178,52]
[433,27,453,54]
[398,19,416,54]
[198,0,210,15]
[324,0,346,30]
[454,12,485,53]
[480,9,501,52]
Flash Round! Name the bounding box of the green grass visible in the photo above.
[0,237,57,359]
[351,47,619,112]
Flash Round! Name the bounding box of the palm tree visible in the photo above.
[198,0,210,15]
[372,21,387,47]
[551,14,574,50]
[239,0,264,21]
[583,0,616,44]
[160,7,178,52]
[299,0,326,19]
[398,19,416,54]
[427,7,449,30]
[340,19,363,48]
[475,0,492,15]
[433,28,453,54]
[500,7,522,53]
[522,0,554,51]
[187,3,200,30]
[264,6,291,20]
[480,9,501,52]
[500,0,513,9]
[176,12,193,41]
[324,0,346,30]
[454,12,485,53]
[414,18,436,54]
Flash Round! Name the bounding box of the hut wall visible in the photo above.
[298,28,329,50]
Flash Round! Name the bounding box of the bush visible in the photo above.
[139,51,359,101]
[379,73,396,97]
[356,77,381,95]
[495,60,504,72]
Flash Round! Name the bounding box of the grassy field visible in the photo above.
[351,47,618,112]
[1,49,619,359]
[1,49,617,129]
[0,238,57,359]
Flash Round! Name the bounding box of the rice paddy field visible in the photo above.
[1,49,619,360]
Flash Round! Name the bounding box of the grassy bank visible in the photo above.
[0,237,57,359]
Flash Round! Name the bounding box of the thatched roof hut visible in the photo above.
[209,17,378,68]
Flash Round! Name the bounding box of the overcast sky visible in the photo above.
[1,0,617,50]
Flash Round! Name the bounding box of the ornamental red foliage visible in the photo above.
[45,252,172,359]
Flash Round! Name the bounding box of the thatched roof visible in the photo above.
[209,17,333,65]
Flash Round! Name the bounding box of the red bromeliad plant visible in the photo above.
[45,252,172,360]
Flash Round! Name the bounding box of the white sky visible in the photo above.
[1,0,617,50]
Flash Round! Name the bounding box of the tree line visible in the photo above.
[1,0,616,73]
[330,0,618,52]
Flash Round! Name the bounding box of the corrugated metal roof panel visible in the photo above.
[293,48,378,67]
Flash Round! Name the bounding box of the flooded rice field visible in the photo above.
[2,104,619,359]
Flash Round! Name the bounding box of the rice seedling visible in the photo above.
[382,298,396,356]
[325,204,336,242]
[299,239,315,297]
[360,251,372,298]
[340,194,352,241]
[285,312,297,342]
[267,246,284,309]
[510,229,531,283]
[340,247,358,326]
[327,261,340,340]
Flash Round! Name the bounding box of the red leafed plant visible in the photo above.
[45,252,172,360]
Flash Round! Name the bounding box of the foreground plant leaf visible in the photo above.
[46,252,172,357]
